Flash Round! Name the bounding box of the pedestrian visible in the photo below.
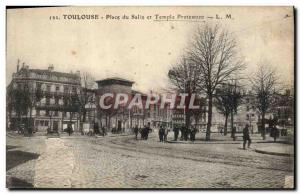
[180,125,184,140]
[173,125,179,141]
[102,127,107,136]
[220,128,223,135]
[159,125,164,142]
[243,124,251,149]
[94,123,99,134]
[144,125,150,140]
[141,126,147,140]
[190,126,197,142]
[271,126,279,142]
[134,125,139,140]
[232,126,236,141]
[140,127,143,139]
[68,124,72,136]
[183,126,189,141]
[164,128,169,142]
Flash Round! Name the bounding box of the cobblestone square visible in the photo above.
[6,133,294,189]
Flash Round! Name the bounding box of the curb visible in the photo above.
[254,149,294,157]
[95,133,133,138]
[166,140,241,144]
[6,133,47,139]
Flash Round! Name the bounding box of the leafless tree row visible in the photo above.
[168,24,280,140]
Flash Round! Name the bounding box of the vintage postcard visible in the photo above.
[6,6,295,189]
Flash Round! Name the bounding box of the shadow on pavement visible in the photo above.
[6,150,39,171]
[6,145,19,150]
[7,177,33,189]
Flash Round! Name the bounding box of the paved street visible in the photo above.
[6,133,294,189]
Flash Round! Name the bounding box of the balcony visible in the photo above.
[35,103,79,112]
[43,91,78,98]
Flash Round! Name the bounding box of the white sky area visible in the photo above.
[6,6,294,92]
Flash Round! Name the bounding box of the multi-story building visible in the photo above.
[7,63,81,133]
[272,89,294,130]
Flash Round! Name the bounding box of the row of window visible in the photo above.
[36,110,72,117]
[41,96,75,106]
[246,114,255,120]
[35,120,49,127]
[36,83,78,93]
[32,73,77,83]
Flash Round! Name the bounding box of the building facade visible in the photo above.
[7,63,81,133]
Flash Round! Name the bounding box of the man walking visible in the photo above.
[144,125,151,140]
[134,125,139,140]
[68,124,72,136]
[159,125,164,142]
[243,124,251,149]
[173,125,179,141]
[183,126,189,141]
[164,128,169,142]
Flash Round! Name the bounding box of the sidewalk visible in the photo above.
[59,132,133,139]
[166,132,293,144]
[255,145,294,157]
[95,132,133,138]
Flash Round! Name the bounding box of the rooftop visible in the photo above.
[96,77,134,87]
[15,64,80,80]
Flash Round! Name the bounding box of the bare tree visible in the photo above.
[187,24,245,140]
[168,56,200,129]
[251,64,278,140]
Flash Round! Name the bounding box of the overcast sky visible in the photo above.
[6,6,294,92]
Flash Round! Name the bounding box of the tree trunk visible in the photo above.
[82,109,86,122]
[206,94,213,141]
[69,111,73,132]
[224,114,228,136]
[261,112,266,140]
[108,116,111,130]
[29,107,33,135]
[185,110,191,130]
[49,113,52,133]
[69,112,72,123]
[230,111,235,139]
[130,111,132,129]
[61,111,64,132]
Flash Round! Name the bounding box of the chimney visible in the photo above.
[48,64,54,71]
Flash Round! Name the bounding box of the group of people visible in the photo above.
[231,123,280,150]
[158,126,170,142]
[179,125,198,142]
[133,125,152,140]
[158,125,198,142]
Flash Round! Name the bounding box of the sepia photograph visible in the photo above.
[5,6,295,189]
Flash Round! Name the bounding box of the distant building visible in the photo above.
[94,77,135,132]
[235,91,259,133]
[7,63,81,133]
[272,89,294,128]
[94,77,174,132]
